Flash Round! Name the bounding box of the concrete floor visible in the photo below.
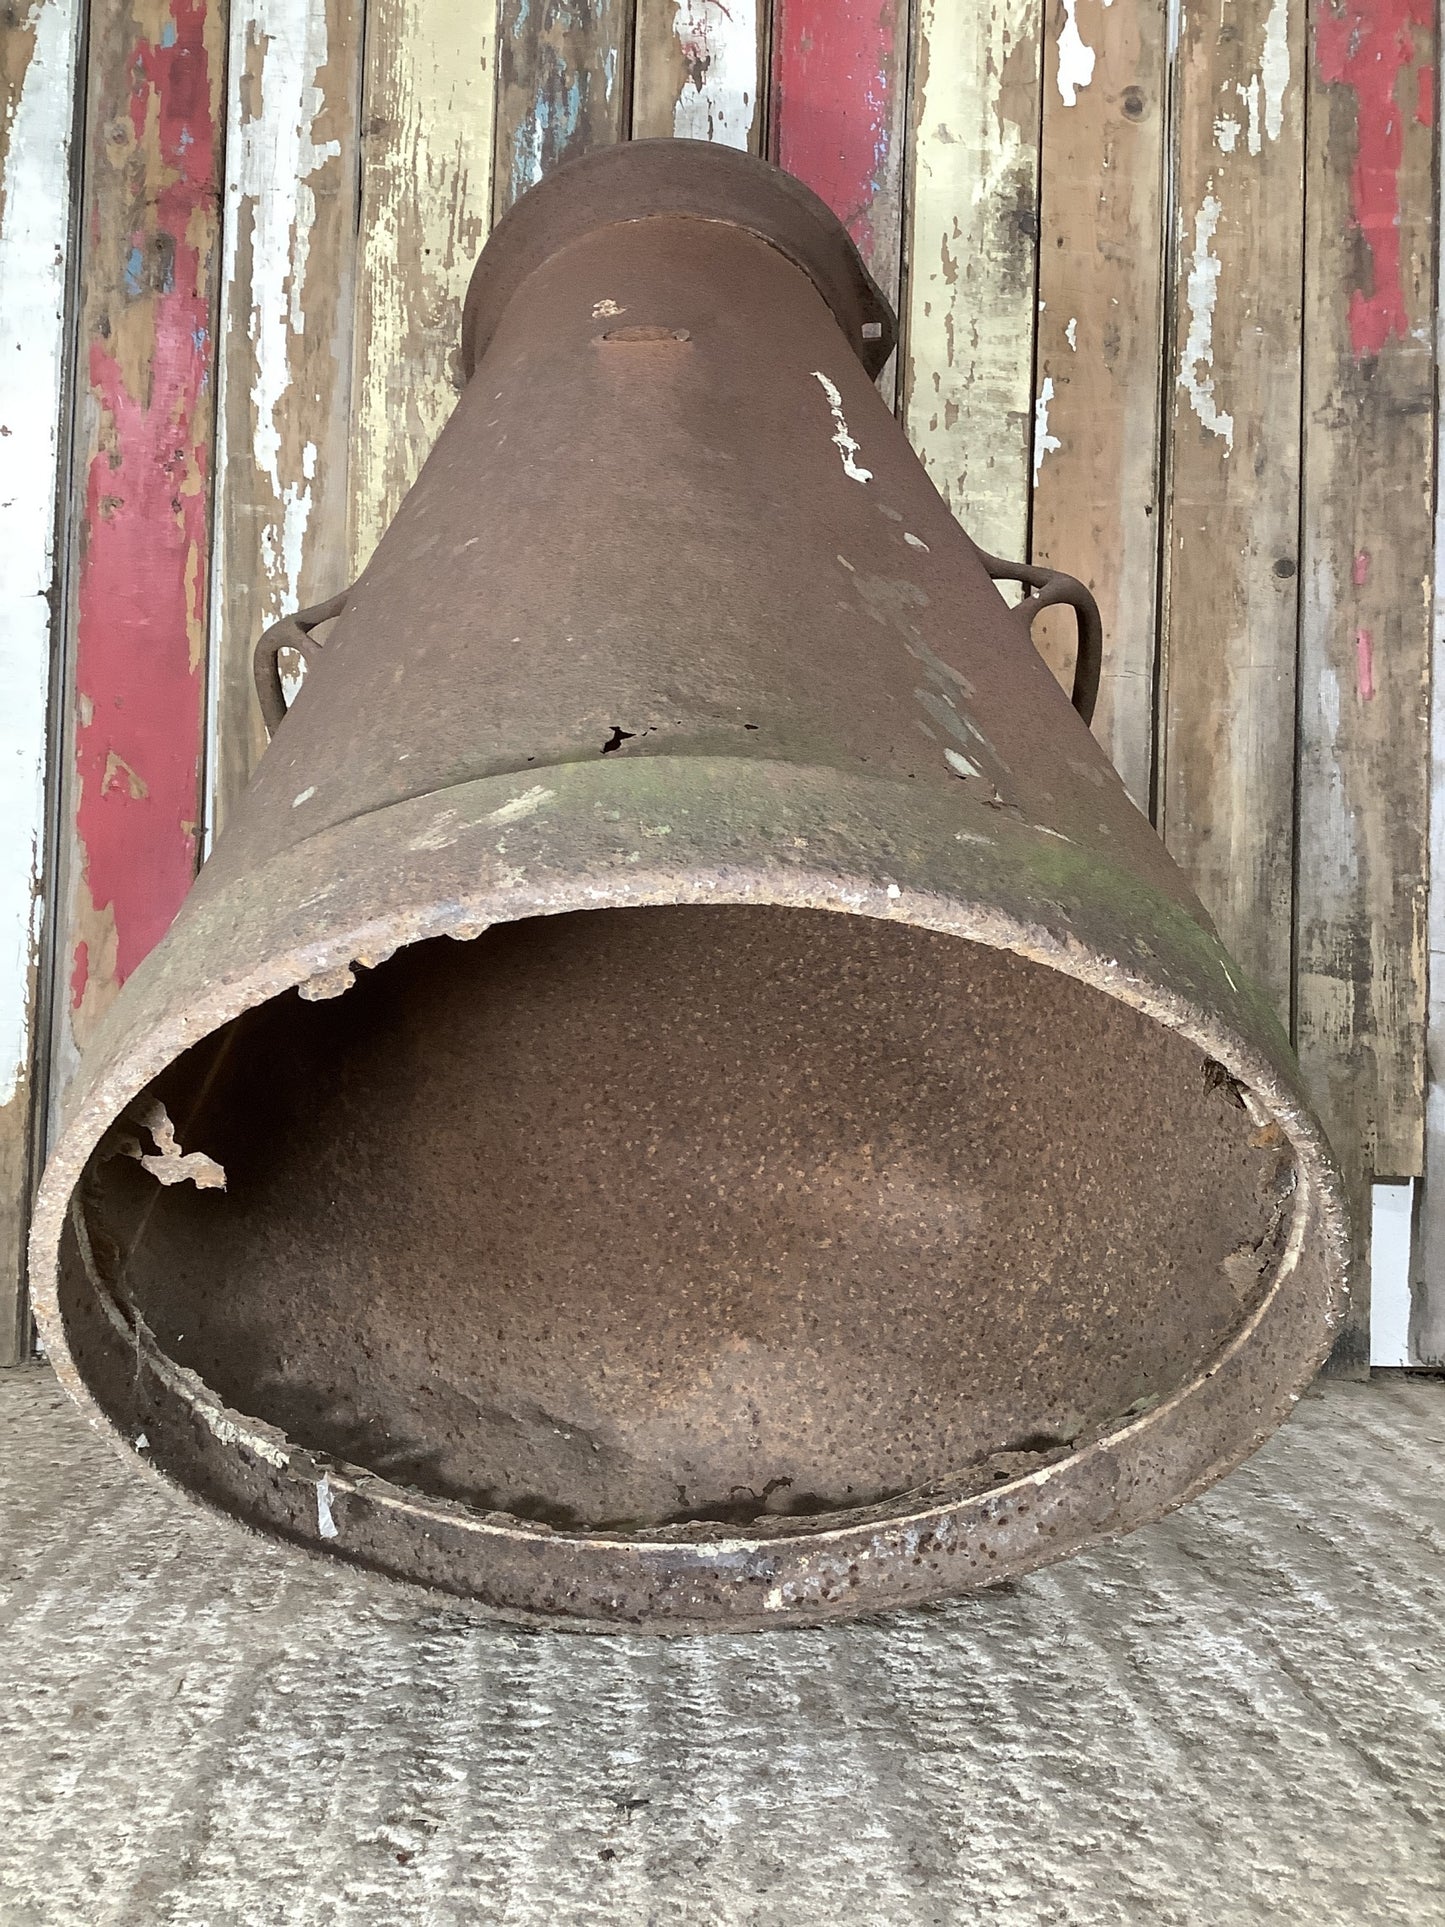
[1,1365,1442,1927]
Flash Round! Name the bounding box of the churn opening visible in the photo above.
[70,904,1296,1535]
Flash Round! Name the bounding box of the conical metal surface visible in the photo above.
[32,142,1347,1630]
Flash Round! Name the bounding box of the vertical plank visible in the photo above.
[348,1,498,574]
[52,0,226,1102]
[1413,224,1445,1366]
[493,0,634,223]
[1296,0,1435,1369]
[1030,0,1167,810]
[770,0,911,316]
[1418,423,1445,1364]
[1156,0,1307,1016]
[207,0,365,838]
[902,0,1042,561]
[632,0,765,150]
[0,0,82,1362]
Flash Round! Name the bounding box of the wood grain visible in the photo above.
[0,0,82,1361]
[1297,0,1436,1369]
[902,0,1042,562]
[633,0,765,150]
[209,0,364,837]
[1030,0,1166,810]
[1156,0,1307,1019]
[349,0,497,574]
[51,0,226,1104]
[493,0,634,222]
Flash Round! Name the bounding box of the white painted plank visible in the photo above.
[350,0,498,575]
[633,0,763,149]
[0,0,81,1360]
[903,0,1042,561]
[207,0,363,841]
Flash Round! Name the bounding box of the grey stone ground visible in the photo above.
[1,1364,1442,1927]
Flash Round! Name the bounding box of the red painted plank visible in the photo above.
[64,0,223,1044]
[1315,0,1432,358]
[769,0,910,300]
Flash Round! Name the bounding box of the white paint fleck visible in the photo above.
[1178,195,1235,450]
[135,1433,150,1451]
[292,786,317,809]
[1056,0,1097,105]
[1238,73,1262,155]
[486,785,554,826]
[1033,376,1063,484]
[945,748,983,780]
[591,298,624,318]
[0,0,79,1106]
[1065,317,1078,351]
[1262,0,1290,142]
[669,0,759,149]
[886,883,901,900]
[316,1477,339,1539]
[812,372,873,483]
[1214,115,1241,153]
[904,533,930,551]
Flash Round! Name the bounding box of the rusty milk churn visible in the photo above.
[32,141,1348,1631]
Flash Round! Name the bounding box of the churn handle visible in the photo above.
[975,551,1103,727]
[253,590,352,737]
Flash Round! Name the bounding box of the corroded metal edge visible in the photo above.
[30,756,1350,1632]
[459,138,898,383]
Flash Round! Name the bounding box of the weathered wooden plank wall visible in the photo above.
[3,0,1441,1366]
[0,0,83,1361]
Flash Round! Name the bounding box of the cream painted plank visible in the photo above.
[633,0,764,150]
[349,0,499,575]
[208,0,365,839]
[0,0,81,1362]
[902,0,1042,561]
[1031,0,1167,810]
[1157,0,1306,1020]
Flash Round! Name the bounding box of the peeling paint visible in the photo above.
[219,4,341,641]
[1178,194,1235,450]
[1033,375,1062,482]
[1056,0,1096,105]
[773,0,907,290]
[904,0,1040,555]
[669,0,757,147]
[70,0,221,1024]
[1316,0,1432,359]
[316,1476,339,1538]
[496,0,627,216]
[813,371,873,483]
[1261,0,1290,142]
[1355,627,1376,700]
